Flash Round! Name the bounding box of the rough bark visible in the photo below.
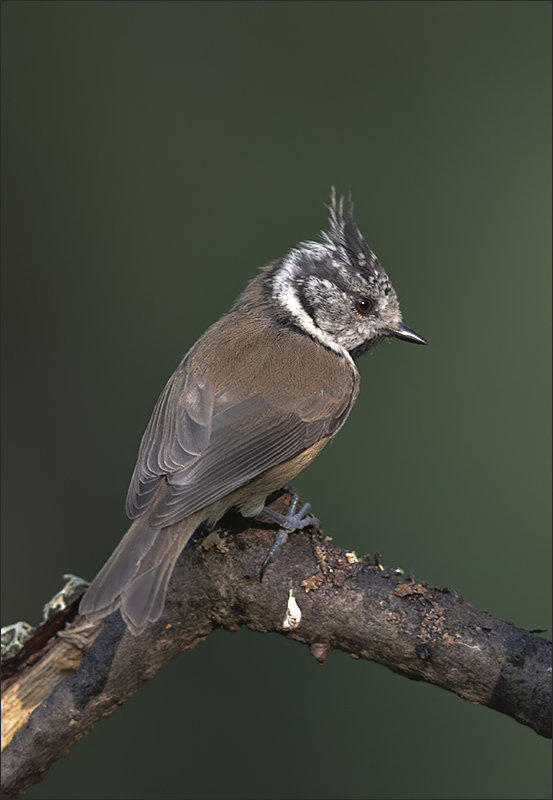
[1,491,551,799]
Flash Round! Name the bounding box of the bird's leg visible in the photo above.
[259,491,320,580]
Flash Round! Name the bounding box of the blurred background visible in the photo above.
[1,1,551,798]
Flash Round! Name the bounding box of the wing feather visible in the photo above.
[126,335,357,527]
[126,363,214,518]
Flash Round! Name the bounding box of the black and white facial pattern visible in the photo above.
[270,195,403,359]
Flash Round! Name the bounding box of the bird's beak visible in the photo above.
[386,323,427,345]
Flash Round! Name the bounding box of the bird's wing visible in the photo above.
[125,365,215,519]
[126,345,356,528]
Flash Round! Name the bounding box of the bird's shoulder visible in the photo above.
[186,310,359,406]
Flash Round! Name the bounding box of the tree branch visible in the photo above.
[1,490,551,798]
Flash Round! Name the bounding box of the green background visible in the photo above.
[2,1,551,798]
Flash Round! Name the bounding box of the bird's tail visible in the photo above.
[79,512,201,635]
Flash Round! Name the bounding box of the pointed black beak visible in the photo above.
[386,323,427,345]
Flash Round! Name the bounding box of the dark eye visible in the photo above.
[355,296,373,314]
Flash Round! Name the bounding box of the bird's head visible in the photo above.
[266,189,426,360]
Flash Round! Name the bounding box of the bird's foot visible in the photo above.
[259,530,289,581]
[261,492,320,532]
[259,492,319,580]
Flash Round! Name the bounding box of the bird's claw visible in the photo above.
[259,492,319,579]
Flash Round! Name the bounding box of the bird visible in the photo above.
[80,190,427,635]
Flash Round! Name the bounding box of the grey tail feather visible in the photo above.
[80,514,198,635]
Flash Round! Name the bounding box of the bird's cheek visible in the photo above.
[381,307,401,330]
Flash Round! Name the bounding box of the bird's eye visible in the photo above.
[355,296,373,314]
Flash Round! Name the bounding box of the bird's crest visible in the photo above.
[322,187,383,275]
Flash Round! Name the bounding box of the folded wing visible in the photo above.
[126,344,356,529]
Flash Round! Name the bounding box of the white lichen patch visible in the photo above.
[283,588,302,630]
[1,621,35,659]
[42,574,90,621]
